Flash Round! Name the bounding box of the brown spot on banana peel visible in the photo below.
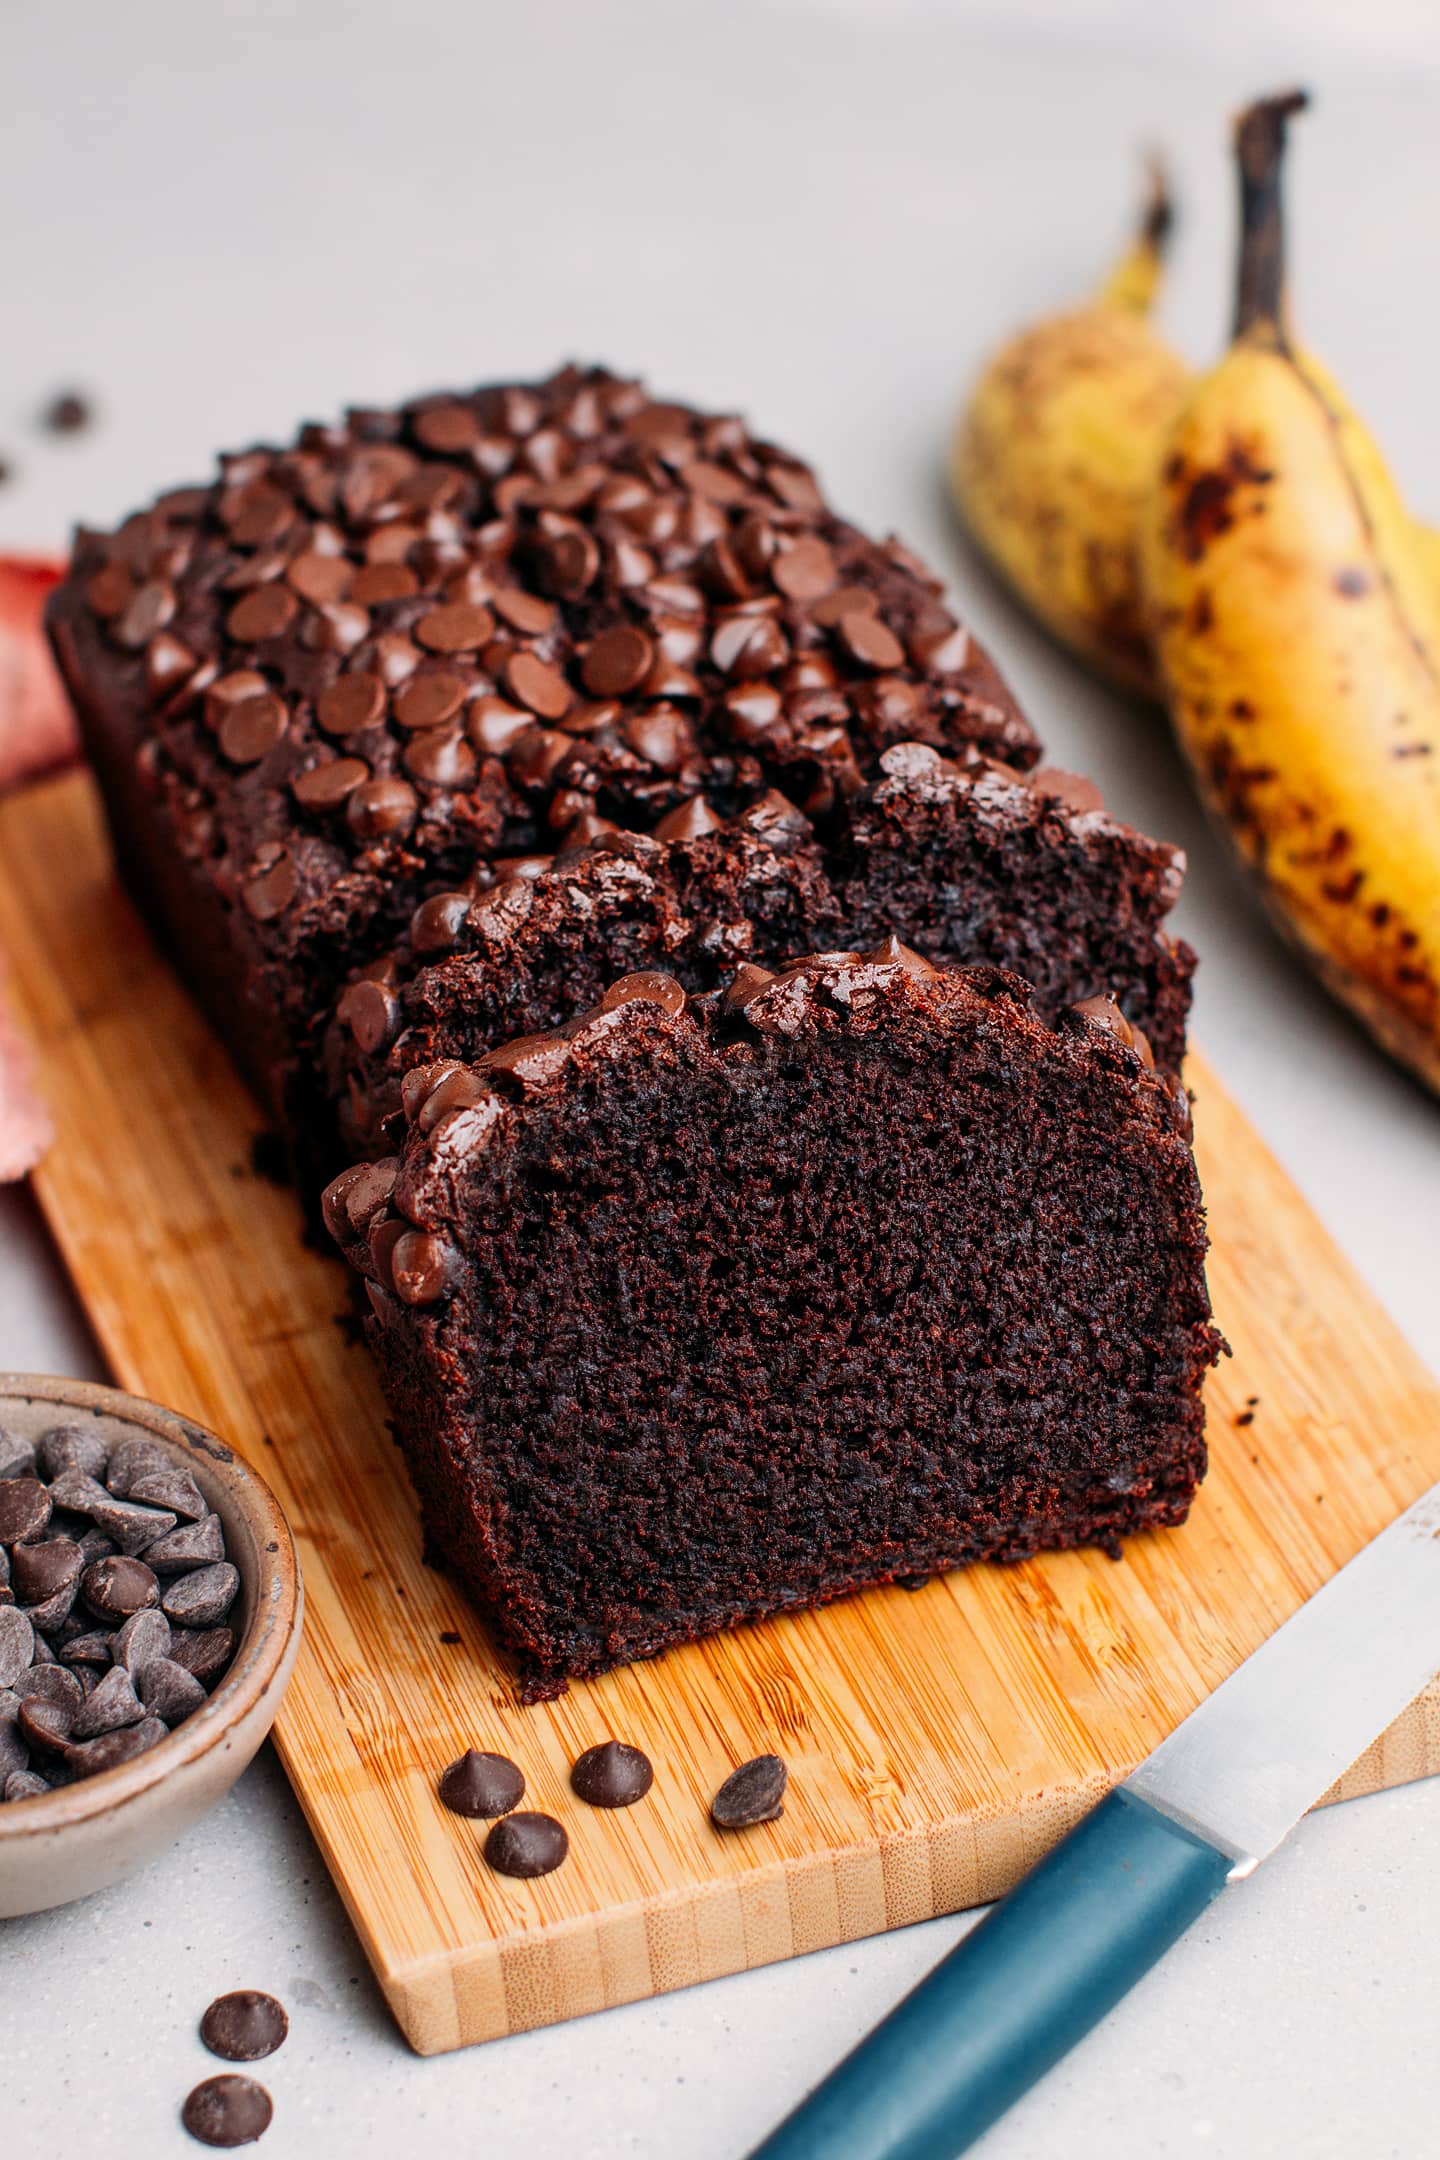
[1334,567,1371,598]
[1189,744,1440,1090]
[1168,443,1275,564]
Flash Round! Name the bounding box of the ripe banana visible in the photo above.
[950,160,1190,697]
[1140,91,1440,1093]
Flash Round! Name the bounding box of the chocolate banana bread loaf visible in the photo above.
[49,364,1214,1692]
[45,364,1040,1146]
[323,951,1219,1698]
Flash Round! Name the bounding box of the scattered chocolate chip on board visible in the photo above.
[711,1755,788,1830]
[437,1747,525,1819]
[483,1810,569,1879]
[570,1740,654,1808]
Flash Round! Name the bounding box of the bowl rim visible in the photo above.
[0,1372,302,1841]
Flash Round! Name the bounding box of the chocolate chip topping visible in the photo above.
[200,1992,290,2064]
[569,1739,654,1809]
[60,366,1037,962]
[437,1747,525,1818]
[711,1754,788,1829]
[181,2074,273,2148]
[483,1809,569,1878]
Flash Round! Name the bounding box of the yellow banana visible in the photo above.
[1141,91,1440,1093]
[950,160,1190,697]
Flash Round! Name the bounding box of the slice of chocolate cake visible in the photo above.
[46,365,1039,1141]
[324,793,840,1164]
[322,949,1220,1699]
[323,736,1195,1172]
[836,743,1196,1074]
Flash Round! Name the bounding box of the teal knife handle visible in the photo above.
[750,1789,1231,2160]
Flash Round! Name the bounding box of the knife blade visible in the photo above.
[751,1474,1440,2160]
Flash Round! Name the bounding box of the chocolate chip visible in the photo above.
[89,1494,178,1558]
[483,1810,568,1877]
[391,1232,458,1306]
[581,625,654,697]
[416,601,495,654]
[162,1563,239,1627]
[836,609,905,670]
[0,1479,51,1545]
[403,728,477,789]
[167,1627,234,1682]
[334,981,397,1064]
[103,1437,168,1498]
[0,1690,26,1770]
[570,1740,654,1808]
[0,1433,36,1482]
[437,1748,525,1819]
[242,850,298,922]
[599,973,686,1018]
[349,562,418,606]
[58,1631,114,1669]
[127,1465,208,1521]
[710,1754,787,1829]
[492,588,556,635]
[45,1467,113,1516]
[11,1538,82,1607]
[142,1515,226,1575]
[112,1606,173,1672]
[710,612,788,678]
[534,525,600,597]
[505,651,572,719]
[82,1555,161,1624]
[285,552,352,605]
[394,671,466,732]
[69,1663,144,1738]
[13,1662,83,1717]
[413,402,480,453]
[346,776,417,842]
[407,891,472,956]
[219,694,288,766]
[67,1719,166,1777]
[181,2074,274,2147]
[1073,994,1135,1047]
[36,1425,109,1483]
[316,671,385,737]
[291,756,369,811]
[772,537,837,600]
[653,797,722,842]
[43,390,92,434]
[17,1695,72,1752]
[138,1656,207,1725]
[227,586,298,643]
[200,1992,290,2064]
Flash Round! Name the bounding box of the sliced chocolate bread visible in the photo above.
[322,949,1220,1699]
[836,742,1196,1075]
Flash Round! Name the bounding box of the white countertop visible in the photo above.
[4,4,1440,2153]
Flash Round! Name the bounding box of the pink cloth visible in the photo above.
[0,554,71,1178]
[0,555,73,788]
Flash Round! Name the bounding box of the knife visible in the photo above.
[750,1476,1440,2160]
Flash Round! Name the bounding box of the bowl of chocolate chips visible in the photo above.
[0,1374,302,1916]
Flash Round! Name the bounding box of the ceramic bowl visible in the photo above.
[0,1374,302,1917]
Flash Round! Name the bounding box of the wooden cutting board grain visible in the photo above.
[2,769,1437,2054]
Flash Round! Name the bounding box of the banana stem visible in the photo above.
[1098,151,1175,315]
[1233,89,1310,344]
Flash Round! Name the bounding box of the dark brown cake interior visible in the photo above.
[336,957,1218,1695]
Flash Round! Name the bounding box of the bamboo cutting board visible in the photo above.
[2,769,1438,2055]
